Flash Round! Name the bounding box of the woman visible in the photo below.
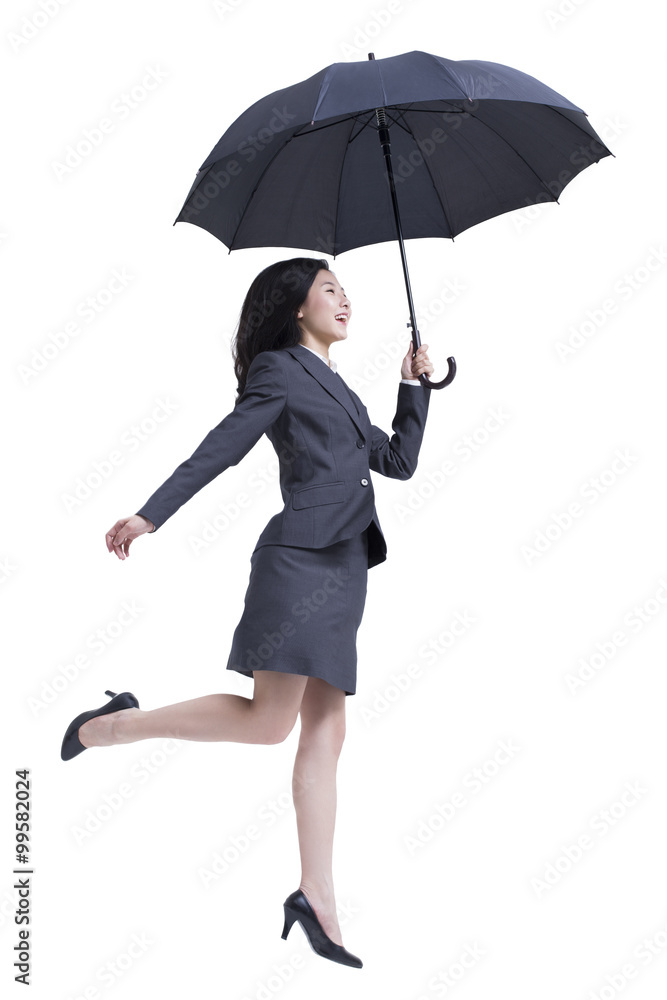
[60,257,435,969]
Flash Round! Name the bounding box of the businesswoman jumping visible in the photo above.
[61,257,434,969]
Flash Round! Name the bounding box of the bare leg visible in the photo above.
[78,671,308,748]
[292,676,347,947]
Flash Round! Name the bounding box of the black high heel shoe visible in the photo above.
[60,690,139,761]
[281,888,363,968]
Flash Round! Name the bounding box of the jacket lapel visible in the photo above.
[285,344,367,438]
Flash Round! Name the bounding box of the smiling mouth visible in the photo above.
[335,314,348,325]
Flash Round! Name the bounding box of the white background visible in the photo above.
[2,1,666,997]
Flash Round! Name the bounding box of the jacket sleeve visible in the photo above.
[135,351,287,532]
[369,381,431,481]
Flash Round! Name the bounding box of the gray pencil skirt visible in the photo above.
[225,526,370,696]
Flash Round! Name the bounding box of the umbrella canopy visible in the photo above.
[174,50,613,388]
[175,50,612,255]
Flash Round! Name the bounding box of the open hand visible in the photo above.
[105,514,154,560]
[401,341,434,381]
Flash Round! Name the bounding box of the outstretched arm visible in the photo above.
[134,350,288,533]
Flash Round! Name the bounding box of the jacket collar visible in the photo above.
[284,344,366,438]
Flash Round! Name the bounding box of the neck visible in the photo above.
[299,339,331,364]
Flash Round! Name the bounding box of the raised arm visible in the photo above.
[369,380,431,481]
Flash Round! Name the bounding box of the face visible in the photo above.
[296,270,351,349]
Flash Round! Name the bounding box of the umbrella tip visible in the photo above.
[368,52,375,60]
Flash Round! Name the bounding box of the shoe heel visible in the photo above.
[60,690,139,762]
[281,905,298,940]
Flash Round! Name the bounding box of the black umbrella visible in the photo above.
[174,50,613,389]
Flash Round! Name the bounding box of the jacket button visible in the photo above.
[360,478,369,487]
[356,440,365,448]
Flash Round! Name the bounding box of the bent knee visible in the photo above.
[266,713,300,745]
[299,718,346,755]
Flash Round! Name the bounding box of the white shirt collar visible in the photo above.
[300,343,338,373]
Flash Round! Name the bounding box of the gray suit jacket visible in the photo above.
[135,343,431,569]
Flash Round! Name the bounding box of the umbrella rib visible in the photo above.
[395,105,467,115]
[384,107,415,138]
[227,116,367,256]
[226,134,301,250]
[462,106,561,205]
[292,111,382,147]
[292,112,374,138]
[290,106,465,142]
[344,112,379,145]
[331,116,361,259]
[352,112,384,142]
[546,104,615,158]
[399,117,456,241]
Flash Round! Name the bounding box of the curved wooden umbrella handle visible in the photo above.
[409,324,456,389]
[418,356,457,389]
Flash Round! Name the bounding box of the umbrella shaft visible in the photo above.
[375,110,421,354]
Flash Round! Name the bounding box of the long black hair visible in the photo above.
[231,257,330,397]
